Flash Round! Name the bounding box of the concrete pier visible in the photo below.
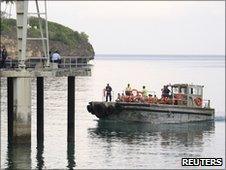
[67,76,75,142]
[37,77,44,142]
[12,78,31,143]
[7,143,31,169]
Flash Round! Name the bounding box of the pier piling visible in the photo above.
[37,77,44,142]
[7,78,32,144]
[67,76,75,142]
[7,142,31,169]
[36,139,44,169]
[67,141,76,168]
[7,77,14,143]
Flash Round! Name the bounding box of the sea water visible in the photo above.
[0,55,225,169]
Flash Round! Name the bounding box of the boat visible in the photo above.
[87,84,215,124]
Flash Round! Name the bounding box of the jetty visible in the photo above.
[0,1,92,168]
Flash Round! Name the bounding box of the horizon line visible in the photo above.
[95,54,225,56]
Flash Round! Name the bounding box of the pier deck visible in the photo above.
[0,56,92,77]
[0,67,91,77]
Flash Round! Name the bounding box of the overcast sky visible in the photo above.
[2,1,225,55]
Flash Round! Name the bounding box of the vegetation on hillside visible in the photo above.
[0,18,16,33]
[1,17,91,49]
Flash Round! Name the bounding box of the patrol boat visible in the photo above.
[87,84,215,124]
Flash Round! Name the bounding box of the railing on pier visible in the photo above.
[59,56,93,69]
[0,56,93,69]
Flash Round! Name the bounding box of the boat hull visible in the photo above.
[87,102,215,124]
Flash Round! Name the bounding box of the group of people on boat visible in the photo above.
[116,84,161,104]
[104,83,173,104]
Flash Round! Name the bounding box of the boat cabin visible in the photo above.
[169,84,204,108]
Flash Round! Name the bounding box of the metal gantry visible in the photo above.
[16,0,50,68]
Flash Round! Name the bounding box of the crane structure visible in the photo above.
[16,0,50,68]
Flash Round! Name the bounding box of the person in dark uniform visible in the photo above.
[162,85,170,98]
[105,83,112,102]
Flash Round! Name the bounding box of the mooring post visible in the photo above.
[37,77,44,143]
[68,76,75,142]
[7,77,14,143]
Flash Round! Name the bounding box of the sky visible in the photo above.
[1,1,225,55]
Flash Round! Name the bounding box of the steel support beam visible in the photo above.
[16,1,28,68]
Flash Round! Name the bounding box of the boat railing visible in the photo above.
[203,99,211,108]
[171,93,188,106]
[105,90,211,109]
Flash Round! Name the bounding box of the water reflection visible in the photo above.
[6,143,31,169]
[88,120,215,147]
[36,141,44,169]
[67,142,76,169]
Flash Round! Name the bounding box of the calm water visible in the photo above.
[0,55,225,169]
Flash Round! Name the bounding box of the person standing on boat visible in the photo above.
[121,93,125,102]
[162,85,170,98]
[105,83,112,102]
[141,86,148,97]
[146,94,153,103]
[125,84,132,96]
[116,93,121,102]
[153,95,158,104]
